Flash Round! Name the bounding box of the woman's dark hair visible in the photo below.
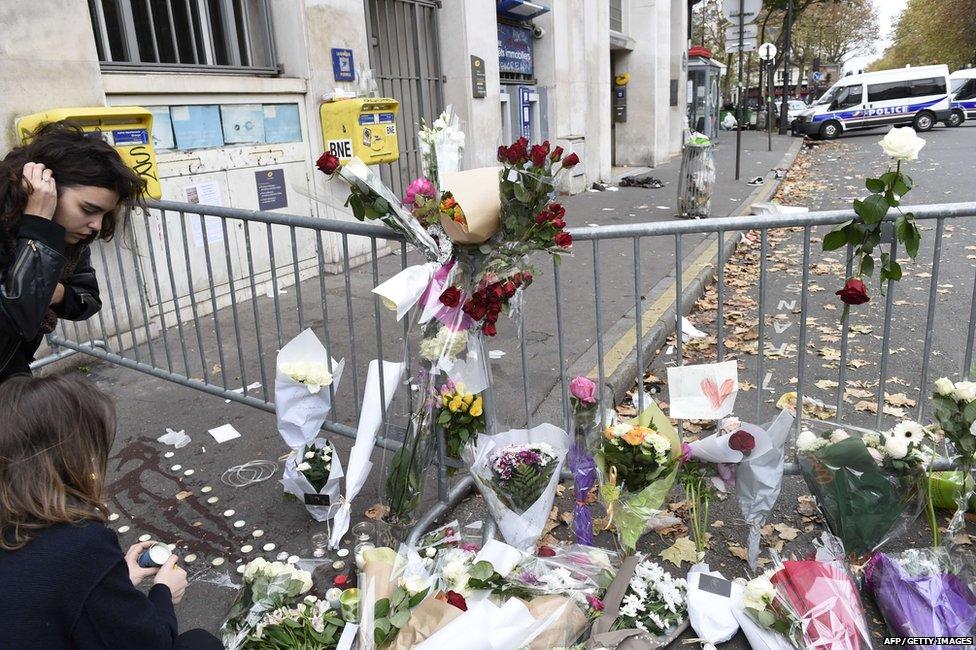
[0,120,146,251]
[0,374,117,550]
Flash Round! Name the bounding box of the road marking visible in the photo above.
[777,300,797,311]
[773,320,792,334]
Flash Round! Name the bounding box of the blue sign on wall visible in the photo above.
[332,48,355,82]
[498,24,533,75]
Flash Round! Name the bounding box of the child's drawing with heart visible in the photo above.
[700,377,736,410]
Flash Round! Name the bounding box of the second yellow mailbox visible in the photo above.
[17,106,162,199]
[320,98,400,165]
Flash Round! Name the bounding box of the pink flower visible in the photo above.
[405,177,437,206]
[570,376,597,405]
[586,594,605,612]
[680,442,693,463]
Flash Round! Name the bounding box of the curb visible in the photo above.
[594,137,806,406]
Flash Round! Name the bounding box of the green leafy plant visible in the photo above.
[372,585,429,647]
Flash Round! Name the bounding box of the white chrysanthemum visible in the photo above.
[419,327,468,363]
[796,429,826,452]
[862,431,882,448]
[884,436,909,460]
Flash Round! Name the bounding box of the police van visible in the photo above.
[947,68,976,127]
[793,65,952,139]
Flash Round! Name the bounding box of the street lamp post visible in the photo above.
[778,0,793,135]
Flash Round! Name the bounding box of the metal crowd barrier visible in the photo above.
[39,199,976,539]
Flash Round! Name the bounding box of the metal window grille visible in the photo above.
[609,0,623,33]
[88,0,277,74]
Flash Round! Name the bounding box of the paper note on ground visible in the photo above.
[209,423,242,443]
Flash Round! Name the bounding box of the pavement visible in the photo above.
[46,127,822,636]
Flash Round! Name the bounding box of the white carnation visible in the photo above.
[829,429,850,443]
[796,429,824,452]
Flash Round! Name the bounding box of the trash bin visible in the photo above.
[677,134,715,218]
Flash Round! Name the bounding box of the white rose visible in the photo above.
[743,574,774,611]
[879,126,925,161]
[425,547,437,558]
[934,377,955,396]
[296,571,314,594]
[952,382,976,403]
[297,462,312,472]
[830,429,850,443]
[402,574,428,596]
[244,557,268,581]
[884,436,909,460]
[304,451,315,459]
[721,417,741,433]
[796,429,820,452]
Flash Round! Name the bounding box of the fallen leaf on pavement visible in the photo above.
[885,392,916,407]
[729,545,749,562]
[660,536,699,567]
[854,400,877,414]
[774,523,800,541]
[365,504,390,520]
[176,490,193,500]
[815,379,839,390]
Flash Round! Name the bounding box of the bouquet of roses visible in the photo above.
[435,379,484,461]
[596,402,681,553]
[768,535,872,650]
[865,546,976,644]
[242,595,346,650]
[733,571,798,650]
[464,424,569,551]
[275,329,345,449]
[281,438,344,522]
[221,558,316,649]
[932,376,976,535]
[796,420,927,557]
[568,376,600,545]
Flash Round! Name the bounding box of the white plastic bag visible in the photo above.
[274,329,344,449]
[686,564,742,647]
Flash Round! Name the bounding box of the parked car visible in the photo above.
[792,64,951,139]
[774,99,807,127]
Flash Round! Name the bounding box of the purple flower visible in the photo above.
[680,442,693,463]
[405,177,437,206]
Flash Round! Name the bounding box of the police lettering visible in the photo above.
[864,106,909,117]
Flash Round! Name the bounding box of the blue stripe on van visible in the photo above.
[812,97,946,123]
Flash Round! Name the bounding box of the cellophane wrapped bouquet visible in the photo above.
[280,438,344,523]
[596,402,681,553]
[931,376,976,537]
[796,419,930,557]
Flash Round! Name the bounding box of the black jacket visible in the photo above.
[0,522,179,649]
[0,214,101,377]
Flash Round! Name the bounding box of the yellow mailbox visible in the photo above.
[17,106,162,199]
[320,98,400,165]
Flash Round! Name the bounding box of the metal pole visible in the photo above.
[735,0,744,180]
[768,60,773,151]
[779,0,793,135]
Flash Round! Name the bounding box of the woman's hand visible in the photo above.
[153,556,188,604]
[49,283,65,306]
[22,162,57,220]
[124,541,159,587]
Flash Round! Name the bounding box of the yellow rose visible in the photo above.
[449,396,463,412]
[470,396,483,417]
[462,393,474,406]
[442,394,451,407]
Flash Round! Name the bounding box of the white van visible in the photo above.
[948,68,976,127]
[793,65,952,139]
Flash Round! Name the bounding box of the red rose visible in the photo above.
[729,430,756,455]
[488,302,502,318]
[512,272,523,287]
[836,278,869,305]
[316,152,341,175]
[548,203,566,219]
[464,300,488,321]
[506,147,520,165]
[535,211,550,225]
[523,271,533,286]
[502,281,517,297]
[483,321,497,336]
[561,152,580,168]
[446,590,468,611]
[555,231,573,248]
[538,546,556,557]
[491,284,506,301]
[551,218,566,230]
[550,146,564,162]
[530,144,548,167]
[439,286,461,308]
[497,145,508,163]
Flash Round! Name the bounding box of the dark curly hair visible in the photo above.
[0,121,146,252]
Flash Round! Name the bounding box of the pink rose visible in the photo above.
[570,376,597,405]
[680,442,693,463]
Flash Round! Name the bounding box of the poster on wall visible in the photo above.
[184,181,225,247]
[256,169,288,211]
[497,23,533,75]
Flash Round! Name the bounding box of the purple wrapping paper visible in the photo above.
[569,443,596,546]
[865,551,976,645]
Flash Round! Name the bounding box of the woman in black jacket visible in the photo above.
[0,374,222,649]
[0,121,145,382]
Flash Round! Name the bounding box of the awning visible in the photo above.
[496,0,550,21]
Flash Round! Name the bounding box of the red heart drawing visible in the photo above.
[700,377,736,410]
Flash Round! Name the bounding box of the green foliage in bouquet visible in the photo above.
[601,424,673,493]
[487,443,560,513]
[373,585,430,647]
[297,442,333,493]
[241,600,345,650]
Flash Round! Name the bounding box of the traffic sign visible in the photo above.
[812,71,823,82]
[758,42,777,61]
[725,23,758,42]
[726,37,757,54]
[722,0,762,22]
